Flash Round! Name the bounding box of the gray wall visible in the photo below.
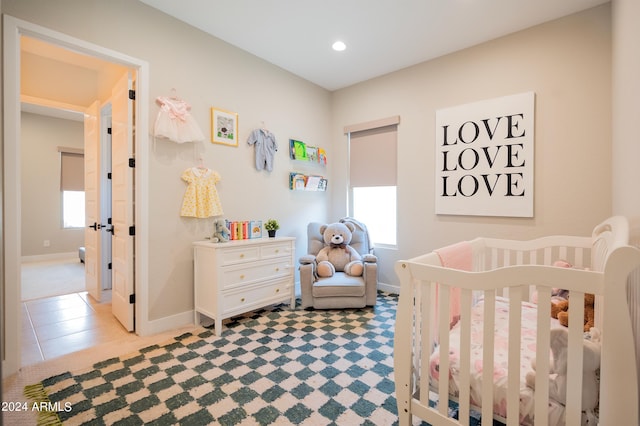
[20,112,84,257]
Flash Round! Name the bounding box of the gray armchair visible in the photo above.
[299,218,378,309]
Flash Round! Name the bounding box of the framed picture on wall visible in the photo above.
[211,107,238,146]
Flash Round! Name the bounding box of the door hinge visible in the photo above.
[107,172,112,179]
[107,127,112,135]
[108,263,112,270]
[128,89,136,100]
[129,226,135,236]
[129,158,135,168]
[129,294,135,304]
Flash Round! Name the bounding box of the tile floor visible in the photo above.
[21,292,133,367]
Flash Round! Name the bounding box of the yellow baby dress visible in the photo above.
[180,167,224,218]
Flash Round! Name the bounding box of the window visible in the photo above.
[62,191,85,228]
[352,186,396,245]
[346,117,399,246]
[59,148,85,228]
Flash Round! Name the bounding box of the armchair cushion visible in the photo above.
[312,274,365,298]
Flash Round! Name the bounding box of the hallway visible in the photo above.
[21,292,132,367]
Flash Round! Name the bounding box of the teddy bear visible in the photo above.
[525,327,601,413]
[551,293,596,332]
[548,260,595,332]
[211,218,230,243]
[315,222,364,277]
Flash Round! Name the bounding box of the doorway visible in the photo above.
[3,15,150,377]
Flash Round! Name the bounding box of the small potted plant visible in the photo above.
[264,219,280,238]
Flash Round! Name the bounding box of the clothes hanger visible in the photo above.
[195,155,208,170]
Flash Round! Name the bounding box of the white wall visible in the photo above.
[612,0,640,216]
[331,5,613,286]
[20,112,84,257]
[2,0,332,324]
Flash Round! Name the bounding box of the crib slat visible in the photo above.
[419,281,432,408]
[438,283,451,417]
[534,287,551,426]
[482,290,495,425]
[565,292,585,426]
[506,287,522,426]
[458,288,472,426]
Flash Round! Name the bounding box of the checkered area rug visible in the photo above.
[25,293,406,425]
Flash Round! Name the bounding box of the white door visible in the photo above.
[100,106,113,291]
[84,101,102,301]
[111,71,136,331]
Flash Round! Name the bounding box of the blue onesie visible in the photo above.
[247,128,278,171]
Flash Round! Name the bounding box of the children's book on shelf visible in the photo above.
[290,139,307,160]
[307,146,318,162]
[289,172,307,190]
[289,172,327,191]
[318,178,328,191]
[289,139,327,165]
[318,148,327,165]
[250,221,263,238]
[305,175,321,190]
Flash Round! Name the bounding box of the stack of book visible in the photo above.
[226,220,263,240]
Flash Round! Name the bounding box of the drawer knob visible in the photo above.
[275,267,280,272]
[241,297,245,302]
[240,274,245,279]
[275,288,280,293]
[275,249,280,253]
[240,253,245,258]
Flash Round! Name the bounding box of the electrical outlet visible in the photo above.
[43,240,50,247]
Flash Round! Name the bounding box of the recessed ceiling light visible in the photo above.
[332,41,347,52]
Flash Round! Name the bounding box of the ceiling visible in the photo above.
[140,0,609,91]
[21,36,129,121]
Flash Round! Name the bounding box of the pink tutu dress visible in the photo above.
[154,96,205,143]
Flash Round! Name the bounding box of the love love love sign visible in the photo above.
[435,92,535,217]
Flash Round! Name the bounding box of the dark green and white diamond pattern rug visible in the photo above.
[25,293,403,425]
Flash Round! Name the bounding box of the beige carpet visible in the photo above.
[21,257,86,301]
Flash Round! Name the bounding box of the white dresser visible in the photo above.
[193,237,296,335]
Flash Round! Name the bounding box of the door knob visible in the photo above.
[88,222,101,230]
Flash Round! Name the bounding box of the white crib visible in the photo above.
[394,216,640,425]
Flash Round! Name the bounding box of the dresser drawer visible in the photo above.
[219,246,260,265]
[221,258,292,288]
[223,281,290,313]
[260,242,293,259]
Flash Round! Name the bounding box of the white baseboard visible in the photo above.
[21,251,78,263]
[144,309,195,336]
[143,281,401,336]
[378,281,400,294]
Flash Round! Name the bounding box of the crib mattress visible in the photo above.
[428,296,565,424]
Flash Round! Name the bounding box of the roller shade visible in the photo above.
[349,124,397,187]
[59,148,84,191]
